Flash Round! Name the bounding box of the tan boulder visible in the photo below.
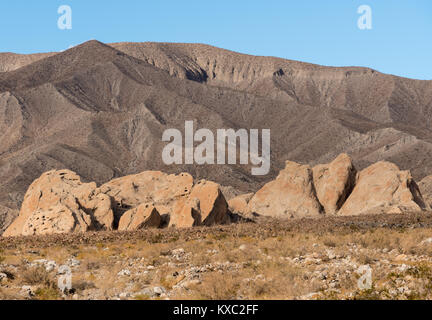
[169,198,201,228]
[312,153,357,214]
[3,170,114,237]
[248,161,324,218]
[118,203,161,231]
[77,191,114,230]
[338,161,428,215]
[418,175,432,207]
[228,193,254,216]
[188,180,229,226]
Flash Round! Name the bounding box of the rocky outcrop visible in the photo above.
[312,153,357,215]
[118,203,161,231]
[246,155,428,218]
[248,161,324,218]
[3,170,114,237]
[3,154,430,237]
[4,170,230,236]
[338,162,428,216]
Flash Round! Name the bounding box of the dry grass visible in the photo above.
[21,266,54,287]
[2,213,432,299]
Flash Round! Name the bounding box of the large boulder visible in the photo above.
[418,175,432,208]
[78,191,114,231]
[248,161,324,218]
[188,180,229,226]
[338,161,428,215]
[228,193,254,216]
[118,203,161,231]
[3,170,114,237]
[312,153,357,215]
[169,198,201,228]
[169,180,230,227]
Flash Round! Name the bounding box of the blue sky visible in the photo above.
[0,1,431,80]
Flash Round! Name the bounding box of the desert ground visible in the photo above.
[2,213,432,300]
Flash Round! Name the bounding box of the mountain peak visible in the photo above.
[0,41,128,92]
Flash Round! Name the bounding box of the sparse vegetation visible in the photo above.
[2,213,432,300]
[22,266,54,287]
[34,287,60,300]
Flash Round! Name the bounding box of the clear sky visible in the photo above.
[0,1,431,80]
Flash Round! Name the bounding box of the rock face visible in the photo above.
[312,153,357,215]
[3,170,114,237]
[418,175,432,207]
[118,203,161,231]
[248,161,324,218]
[338,162,428,216]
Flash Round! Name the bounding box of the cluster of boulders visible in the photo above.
[3,170,229,237]
[3,153,431,237]
[229,153,429,218]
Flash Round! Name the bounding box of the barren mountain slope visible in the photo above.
[1,40,432,234]
[0,52,55,73]
[111,42,432,124]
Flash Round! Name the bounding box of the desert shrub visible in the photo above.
[22,266,55,287]
[191,272,241,300]
[34,287,60,300]
[73,279,97,292]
